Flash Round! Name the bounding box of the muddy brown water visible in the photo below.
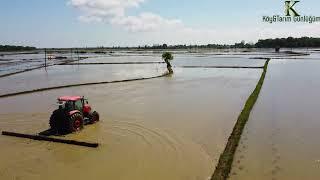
[0,67,261,180]
[78,55,267,67]
[230,59,320,180]
[78,55,161,63]
[0,55,266,96]
[0,64,166,96]
[0,52,108,76]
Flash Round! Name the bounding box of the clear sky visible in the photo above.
[0,0,319,48]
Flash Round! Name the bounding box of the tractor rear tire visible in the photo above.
[90,111,100,124]
[49,109,66,133]
[68,113,84,133]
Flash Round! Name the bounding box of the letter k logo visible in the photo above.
[285,0,300,17]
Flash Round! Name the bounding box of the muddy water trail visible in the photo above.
[230,59,320,180]
[0,66,261,180]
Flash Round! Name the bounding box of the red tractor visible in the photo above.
[49,96,99,134]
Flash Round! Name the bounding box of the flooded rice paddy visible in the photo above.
[0,64,166,96]
[1,49,319,180]
[0,51,262,180]
[230,58,320,180]
[0,51,107,77]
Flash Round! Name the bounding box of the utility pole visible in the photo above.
[77,48,80,61]
[71,48,73,60]
[44,48,47,67]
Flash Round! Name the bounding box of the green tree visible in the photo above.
[162,44,168,49]
[162,52,174,74]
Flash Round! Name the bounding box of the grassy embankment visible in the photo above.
[211,59,270,180]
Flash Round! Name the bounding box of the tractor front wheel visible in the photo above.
[68,113,84,133]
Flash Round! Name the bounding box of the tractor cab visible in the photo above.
[49,96,99,134]
[57,96,91,115]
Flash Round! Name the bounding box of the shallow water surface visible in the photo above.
[0,67,261,180]
[230,59,320,180]
[78,55,267,68]
[78,55,161,63]
[0,52,109,76]
[0,64,166,96]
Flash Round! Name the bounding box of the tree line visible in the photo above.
[2,37,320,51]
[101,37,320,49]
[0,45,36,52]
[255,37,320,48]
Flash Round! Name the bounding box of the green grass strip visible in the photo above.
[211,59,270,180]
